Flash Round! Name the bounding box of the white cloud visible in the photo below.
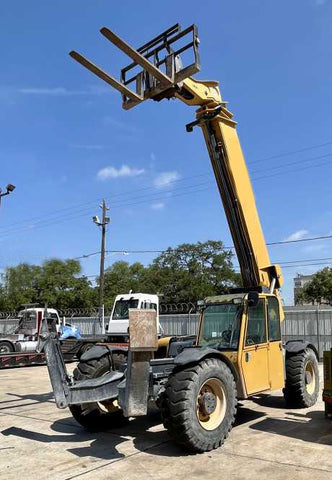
[154,171,180,188]
[97,165,145,180]
[151,202,165,210]
[283,230,308,242]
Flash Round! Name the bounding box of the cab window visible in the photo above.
[267,297,281,342]
[245,299,267,346]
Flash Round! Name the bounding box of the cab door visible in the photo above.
[241,298,270,395]
[266,296,284,390]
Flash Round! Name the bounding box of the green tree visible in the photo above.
[1,263,41,310]
[36,259,96,310]
[0,259,96,311]
[103,261,150,308]
[302,267,332,305]
[148,240,240,303]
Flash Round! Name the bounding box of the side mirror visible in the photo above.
[197,300,205,311]
[247,291,259,308]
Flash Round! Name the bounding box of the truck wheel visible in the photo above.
[70,353,128,430]
[0,341,14,354]
[283,348,319,408]
[161,358,237,452]
[77,343,94,359]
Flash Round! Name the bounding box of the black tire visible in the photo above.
[161,358,237,453]
[0,341,14,354]
[77,343,94,359]
[69,353,128,430]
[283,348,319,408]
[325,401,332,418]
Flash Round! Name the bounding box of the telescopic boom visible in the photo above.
[70,23,283,295]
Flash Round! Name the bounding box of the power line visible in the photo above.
[1,141,332,236]
[0,172,212,231]
[84,260,332,280]
[0,181,212,237]
[278,256,332,265]
[248,140,332,165]
[74,235,332,264]
[267,234,332,246]
[250,152,332,174]
[253,158,332,182]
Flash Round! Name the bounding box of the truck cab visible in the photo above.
[106,293,160,338]
[17,307,62,337]
[0,307,63,354]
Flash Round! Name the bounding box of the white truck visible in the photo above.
[0,307,63,354]
[106,293,161,341]
[0,294,162,367]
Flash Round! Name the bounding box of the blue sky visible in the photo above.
[1,0,332,305]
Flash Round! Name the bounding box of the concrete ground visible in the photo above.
[0,364,331,480]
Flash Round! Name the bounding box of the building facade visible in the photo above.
[294,273,314,305]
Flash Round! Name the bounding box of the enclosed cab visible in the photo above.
[106,293,160,341]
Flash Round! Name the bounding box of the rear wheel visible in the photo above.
[69,353,128,430]
[0,341,14,354]
[283,348,319,408]
[161,358,237,452]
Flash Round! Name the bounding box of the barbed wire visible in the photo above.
[0,302,198,319]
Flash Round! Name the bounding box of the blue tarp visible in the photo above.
[59,324,82,340]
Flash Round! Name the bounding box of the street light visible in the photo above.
[0,183,16,206]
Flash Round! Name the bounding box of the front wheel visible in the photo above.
[161,358,237,453]
[283,348,319,408]
[69,352,128,430]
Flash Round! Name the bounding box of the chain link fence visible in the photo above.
[1,306,331,359]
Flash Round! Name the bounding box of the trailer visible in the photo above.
[0,338,91,368]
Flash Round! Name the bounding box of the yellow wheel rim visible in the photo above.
[305,361,316,395]
[197,378,226,431]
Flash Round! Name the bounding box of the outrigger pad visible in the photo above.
[70,23,200,110]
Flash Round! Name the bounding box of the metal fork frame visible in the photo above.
[70,23,200,110]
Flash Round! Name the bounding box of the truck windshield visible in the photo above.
[198,303,243,350]
[112,299,139,320]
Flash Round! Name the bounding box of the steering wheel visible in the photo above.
[221,330,231,343]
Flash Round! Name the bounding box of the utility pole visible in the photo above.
[93,199,110,334]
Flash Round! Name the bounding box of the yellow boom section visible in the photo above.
[177,78,283,290]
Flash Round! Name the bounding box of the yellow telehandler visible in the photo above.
[39,24,319,452]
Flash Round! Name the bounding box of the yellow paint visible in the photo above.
[241,344,270,394]
[176,77,284,319]
[215,294,285,397]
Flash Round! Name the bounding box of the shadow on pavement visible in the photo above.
[235,406,266,426]
[251,393,287,410]
[1,411,174,460]
[4,398,328,461]
[0,403,271,460]
[0,391,54,407]
[250,410,332,445]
